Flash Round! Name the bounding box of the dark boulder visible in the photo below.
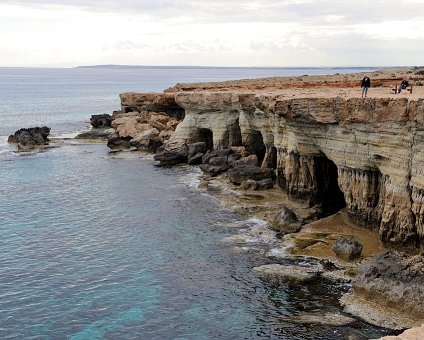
[202,149,231,164]
[154,140,189,166]
[272,206,301,235]
[332,237,363,261]
[232,154,259,167]
[256,178,274,190]
[188,152,204,165]
[187,142,207,159]
[227,165,276,185]
[90,114,112,128]
[106,136,132,149]
[8,126,51,149]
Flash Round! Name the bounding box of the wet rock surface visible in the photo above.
[252,264,320,283]
[8,126,51,150]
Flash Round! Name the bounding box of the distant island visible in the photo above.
[75,64,383,70]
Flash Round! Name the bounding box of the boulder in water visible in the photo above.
[8,126,51,150]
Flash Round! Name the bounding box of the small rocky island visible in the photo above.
[80,68,424,336]
[8,126,51,150]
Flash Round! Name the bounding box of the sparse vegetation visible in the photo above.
[416,81,423,86]
[415,70,424,76]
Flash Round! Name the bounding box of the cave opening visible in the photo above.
[315,156,346,216]
[244,130,266,165]
[198,128,213,151]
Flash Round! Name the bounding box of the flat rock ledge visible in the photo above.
[287,312,355,327]
[339,251,424,330]
[252,264,320,284]
[340,293,418,331]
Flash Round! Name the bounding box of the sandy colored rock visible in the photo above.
[376,324,424,339]
[252,264,320,283]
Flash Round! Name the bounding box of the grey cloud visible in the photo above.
[4,0,424,24]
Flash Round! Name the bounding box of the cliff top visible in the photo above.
[164,67,424,100]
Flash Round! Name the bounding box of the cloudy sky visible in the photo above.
[1,0,423,67]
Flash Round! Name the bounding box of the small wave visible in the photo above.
[0,136,17,156]
[221,218,277,246]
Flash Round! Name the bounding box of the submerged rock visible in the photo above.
[252,264,320,284]
[75,128,117,140]
[288,312,355,326]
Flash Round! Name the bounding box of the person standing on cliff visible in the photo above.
[361,76,371,97]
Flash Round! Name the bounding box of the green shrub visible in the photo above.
[415,70,424,75]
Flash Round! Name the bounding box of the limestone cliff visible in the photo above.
[112,82,424,249]
[161,91,424,249]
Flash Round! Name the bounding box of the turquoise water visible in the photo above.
[0,67,391,339]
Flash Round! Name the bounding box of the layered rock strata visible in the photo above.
[158,91,424,249]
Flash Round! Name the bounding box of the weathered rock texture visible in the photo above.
[341,251,424,329]
[109,93,184,151]
[165,91,424,249]
[8,126,50,150]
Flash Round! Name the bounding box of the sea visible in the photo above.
[0,66,393,339]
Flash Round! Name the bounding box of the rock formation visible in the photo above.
[159,91,424,249]
[8,126,51,150]
[108,93,183,151]
[341,251,424,329]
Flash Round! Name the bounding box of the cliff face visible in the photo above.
[170,91,424,248]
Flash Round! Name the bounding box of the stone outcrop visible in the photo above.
[8,126,50,150]
[109,93,184,151]
[341,251,424,329]
[160,91,424,249]
[90,114,112,128]
[332,237,363,261]
[116,89,424,251]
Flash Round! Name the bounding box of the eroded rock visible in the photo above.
[90,114,112,128]
[8,126,50,150]
[227,165,275,185]
[332,237,363,261]
[340,251,424,329]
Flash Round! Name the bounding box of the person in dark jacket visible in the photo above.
[361,76,371,97]
[398,78,409,93]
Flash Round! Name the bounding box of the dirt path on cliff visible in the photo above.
[166,67,424,100]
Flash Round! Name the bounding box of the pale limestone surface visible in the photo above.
[252,264,320,282]
[172,90,424,247]
[376,324,424,339]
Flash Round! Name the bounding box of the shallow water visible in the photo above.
[0,142,392,339]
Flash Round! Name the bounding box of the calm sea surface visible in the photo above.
[0,67,391,339]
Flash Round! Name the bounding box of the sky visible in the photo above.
[1,0,424,67]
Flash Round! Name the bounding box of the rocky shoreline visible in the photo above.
[15,67,424,337]
[100,67,424,335]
